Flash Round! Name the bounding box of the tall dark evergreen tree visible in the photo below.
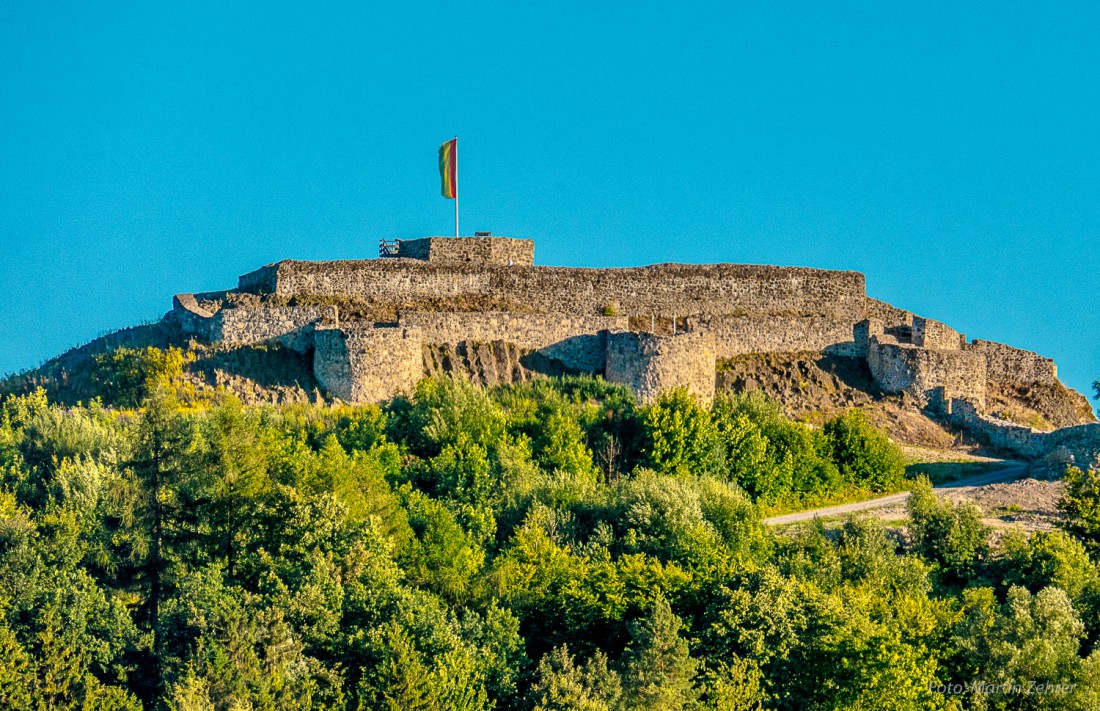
[124,391,199,699]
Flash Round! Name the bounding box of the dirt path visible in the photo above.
[764,463,1028,526]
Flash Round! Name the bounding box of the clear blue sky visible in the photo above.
[1,2,1097,400]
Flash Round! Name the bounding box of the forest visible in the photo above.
[1,346,1099,710]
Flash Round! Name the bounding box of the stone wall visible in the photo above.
[948,399,1045,457]
[853,318,884,357]
[238,265,279,294]
[203,249,1080,416]
[396,236,535,265]
[605,331,716,404]
[212,306,337,353]
[172,294,215,338]
[912,316,965,350]
[396,310,626,372]
[689,314,856,358]
[865,298,913,327]
[313,326,422,403]
[245,260,867,323]
[965,339,1058,385]
[868,340,986,406]
[949,399,1100,468]
[172,296,335,353]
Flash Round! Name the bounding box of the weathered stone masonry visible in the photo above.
[238,260,866,325]
[171,235,1084,438]
[393,236,535,265]
[313,326,422,403]
[605,331,717,404]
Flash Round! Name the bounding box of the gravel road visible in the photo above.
[764,463,1028,526]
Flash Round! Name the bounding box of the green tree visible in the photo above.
[696,656,766,711]
[200,399,273,580]
[527,645,622,711]
[712,393,841,503]
[1058,466,1100,556]
[613,471,720,563]
[0,617,33,710]
[907,477,989,586]
[642,389,723,478]
[402,491,486,605]
[117,391,201,699]
[620,596,698,710]
[952,585,1087,710]
[822,409,906,492]
[996,529,1099,603]
[91,346,187,409]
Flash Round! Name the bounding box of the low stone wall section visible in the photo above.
[912,317,965,350]
[865,298,913,328]
[690,314,856,358]
[605,331,716,405]
[868,340,986,406]
[313,326,423,403]
[211,306,337,353]
[172,294,215,338]
[949,399,1100,468]
[965,339,1058,385]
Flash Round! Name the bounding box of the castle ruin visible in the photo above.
[169,235,1072,418]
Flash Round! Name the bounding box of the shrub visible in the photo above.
[1058,466,1100,556]
[91,346,186,407]
[712,393,840,503]
[907,477,989,585]
[641,389,723,478]
[822,409,905,492]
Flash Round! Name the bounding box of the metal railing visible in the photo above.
[379,239,399,258]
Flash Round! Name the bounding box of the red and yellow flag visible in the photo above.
[438,138,457,199]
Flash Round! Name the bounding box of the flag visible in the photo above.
[438,138,457,199]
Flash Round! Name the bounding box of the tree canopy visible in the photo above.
[0,370,1097,709]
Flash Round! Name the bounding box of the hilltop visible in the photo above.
[3,235,1097,468]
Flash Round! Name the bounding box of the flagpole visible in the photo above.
[454,136,460,238]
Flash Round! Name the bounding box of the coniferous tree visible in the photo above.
[123,390,200,698]
[620,596,698,710]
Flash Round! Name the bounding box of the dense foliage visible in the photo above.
[0,373,1098,709]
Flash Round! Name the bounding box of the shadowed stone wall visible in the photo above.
[213,306,336,353]
[173,297,335,354]
[396,310,626,372]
